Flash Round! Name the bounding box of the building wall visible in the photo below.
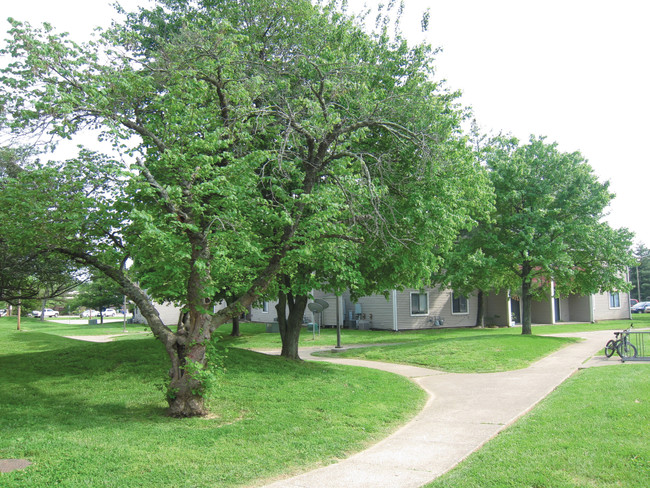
[249,295,341,325]
[134,301,181,326]
[593,291,630,321]
[568,295,592,322]
[312,291,346,327]
[557,297,571,322]
[531,293,553,324]
[134,300,227,326]
[354,293,395,330]
[395,287,476,330]
[486,291,511,326]
[342,287,477,331]
[249,300,279,323]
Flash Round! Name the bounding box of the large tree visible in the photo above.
[476,135,634,334]
[0,147,83,321]
[0,0,489,415]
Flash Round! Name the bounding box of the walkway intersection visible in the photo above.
[260,330,630,488]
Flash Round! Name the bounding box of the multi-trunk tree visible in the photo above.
[0,0,489,415]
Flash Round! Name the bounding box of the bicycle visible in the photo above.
[605,325,638,358]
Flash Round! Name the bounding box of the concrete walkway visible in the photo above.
[260,329,632,488]
[63,331,150,343]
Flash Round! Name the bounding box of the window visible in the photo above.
[410,292,428,315]
[609,292,620,309]
[452,292,468,314]
[262,301,269,313]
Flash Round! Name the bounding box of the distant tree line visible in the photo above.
[630,244,650,302]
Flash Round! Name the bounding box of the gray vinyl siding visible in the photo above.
[250,294,341,325]
[531,293,553,324]
[249,300,277,323]
[568,295,592,322]
[486,291,511,326]
[593,291,630,320]
[134,301,181,326]
[395,288,475,330]
[311,291,342,327]
[355,294,394,330]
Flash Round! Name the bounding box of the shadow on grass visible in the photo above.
[0,337,170,425]
[0,328,426,488]
[0,330,362,428]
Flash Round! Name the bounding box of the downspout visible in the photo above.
[589,294,595,323]
[392,290,398,331]
[507,290,512,327]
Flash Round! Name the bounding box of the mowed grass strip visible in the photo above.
[424,365,650,488]
[0,320,426,488]
[6,316,151,338]
[313,334,578,372]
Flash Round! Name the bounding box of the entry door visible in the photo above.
[510,298,521,324]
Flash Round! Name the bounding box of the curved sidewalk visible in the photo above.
[261,330,621,488]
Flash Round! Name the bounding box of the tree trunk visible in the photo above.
[165,311,214,417]
[166,345,207,417]
[521,279,533,335]
[230,315,241,337]
[475,289,486,327]
[276,288,309,360]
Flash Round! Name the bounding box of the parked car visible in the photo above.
[631,301,650,313]
[630,298,639,306]
[0,309,7,317]
[81,309,100,317]
[32,308,59,318]
[103,308,117,317]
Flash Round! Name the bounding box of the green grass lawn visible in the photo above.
[424,365,650,488]
[314,334,579,372]
[2,315,647,487]
[0,317,425,487]
[218,316,646,373]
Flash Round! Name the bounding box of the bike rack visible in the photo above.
[620,330,650,362]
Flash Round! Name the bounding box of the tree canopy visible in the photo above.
[465,135,634,334]
[0,0,490,416]
[0,147,83,305]
[70,275,125,319]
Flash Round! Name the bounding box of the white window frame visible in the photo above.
[451,292,469,315]
[410,291,429,316]
[262,301,269,313]
[609,292,621,309]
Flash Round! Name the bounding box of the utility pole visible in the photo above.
[122,295,127,333]
[637,265,641,302]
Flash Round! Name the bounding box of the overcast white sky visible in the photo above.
[3,0,649,246]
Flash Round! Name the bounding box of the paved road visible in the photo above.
[260,330,631,488]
